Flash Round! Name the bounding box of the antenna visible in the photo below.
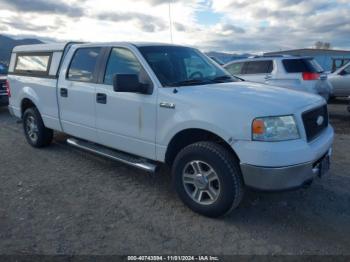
[168,0,173,43]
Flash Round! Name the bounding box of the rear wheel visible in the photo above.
[23,107,53,148]
[172,141,244,217]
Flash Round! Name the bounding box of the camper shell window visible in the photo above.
[14,52,52,76]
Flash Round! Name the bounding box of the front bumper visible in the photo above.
[240,148,332,191]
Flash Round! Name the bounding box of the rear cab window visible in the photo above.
[14,53,52,76]
[282,59,323,73]
[67,47,102,82]
[242,60,273,74]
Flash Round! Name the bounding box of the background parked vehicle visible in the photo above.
[0,64,8,106]
[328,62,350,98]
[224,55,332,101]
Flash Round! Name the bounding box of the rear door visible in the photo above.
[240,60,273,83]
[281,58,330,95]
[57,47,102,142]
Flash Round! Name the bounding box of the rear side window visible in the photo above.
[68,47,102,82]
[225,62,244,75]
[242,61,273,74]
[283,59,323,73]
[15,53,51,76]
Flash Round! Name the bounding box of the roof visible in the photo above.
[11,41,190,54]
[12,41,187,53]
[75,41,186,48]
[223,55,312,66]
[265,48,350,55]
[13,43,67,53]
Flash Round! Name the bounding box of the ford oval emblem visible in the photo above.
[316,115,324,126]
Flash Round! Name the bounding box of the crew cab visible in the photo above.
[7,42,334,217]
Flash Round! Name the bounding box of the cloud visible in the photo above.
[96,12,167,32]
[0,0,349,53]
[174,22,186,32]
[2,16,65,32]
[133,0,181,6]
[0,0,84,17]
[221,24,245,34]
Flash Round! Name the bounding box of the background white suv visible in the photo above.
[224,55,332,101]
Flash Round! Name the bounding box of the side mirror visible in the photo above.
[113,74,149,94]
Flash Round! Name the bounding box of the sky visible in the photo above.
[0,0,349,53]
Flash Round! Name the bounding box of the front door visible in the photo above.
[57,47,102,142]
[95,46,157,159]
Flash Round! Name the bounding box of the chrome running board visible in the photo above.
[66,138,158,173]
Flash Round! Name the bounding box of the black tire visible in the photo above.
[172,141,244,218]
[23,107,53,148]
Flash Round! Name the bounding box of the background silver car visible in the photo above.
[328,62,350,98]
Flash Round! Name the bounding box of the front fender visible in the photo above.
[155,120,236,162]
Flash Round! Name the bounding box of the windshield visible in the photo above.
[138,46,238,87]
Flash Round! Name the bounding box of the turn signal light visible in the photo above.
[252,119,265,135]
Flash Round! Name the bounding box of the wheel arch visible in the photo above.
[164,128,240,167]
[21,98,38,118]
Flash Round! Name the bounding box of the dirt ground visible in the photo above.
[0,100,349,255]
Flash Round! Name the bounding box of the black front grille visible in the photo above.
[302,105,328,142]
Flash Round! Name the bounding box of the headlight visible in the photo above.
[252,115,300,141]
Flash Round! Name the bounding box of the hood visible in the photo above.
[176,81,324,116]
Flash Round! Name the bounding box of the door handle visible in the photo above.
[60,88,68,97]
[96,93,107,104]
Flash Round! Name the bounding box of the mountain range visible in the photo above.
[0,35,43,66]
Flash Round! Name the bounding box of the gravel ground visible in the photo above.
[0,100,350,255]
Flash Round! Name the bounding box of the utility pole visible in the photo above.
[168,0,173,43]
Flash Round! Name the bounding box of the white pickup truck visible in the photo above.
[8,42,334,217]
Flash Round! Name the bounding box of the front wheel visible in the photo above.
[23,107,53,148]
[172,142,244,217]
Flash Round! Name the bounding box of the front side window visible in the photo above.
[342,64,350,75]
[242,61,273,74]
[225,62,244,75]
[68,47,101,82]
[138,46,237,87]
[104,48,143,85]
[15,53,51,74]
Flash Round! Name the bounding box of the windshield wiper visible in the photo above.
[167,79,211,87]
[211,75,244,82]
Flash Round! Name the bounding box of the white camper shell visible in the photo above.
[9,43,75,78]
